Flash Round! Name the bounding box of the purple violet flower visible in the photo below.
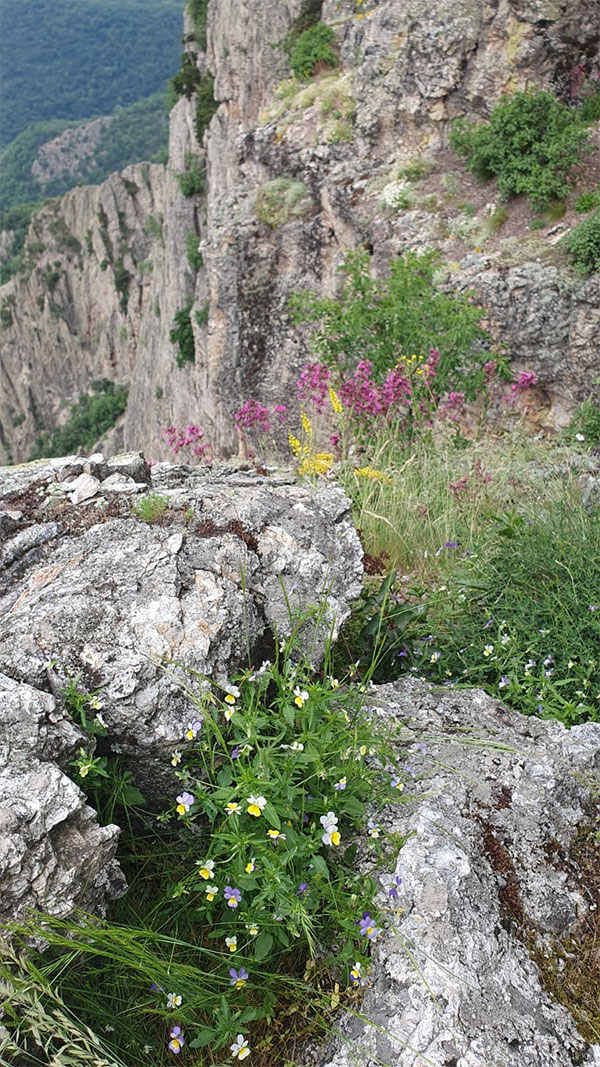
[224,886,242,908]
[229,967,249,987]
[297,882,308,895]
[388,876,403,900]
[359,913,381,940]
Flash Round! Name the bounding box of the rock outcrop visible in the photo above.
[1,0,599,459]
[312,678,600,1067]
[0,453,362,799]
[0,673,125,930]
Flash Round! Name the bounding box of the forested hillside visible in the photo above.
[0,94,169,214]
[0,0,183,147]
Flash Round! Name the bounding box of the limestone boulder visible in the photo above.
[0,673,125,930]
[0,457,362,796]
[310,679,600,1067]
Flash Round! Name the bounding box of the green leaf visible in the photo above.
[190,1029,217,1048]
[240,1005,267,1023]
[254,931,273,960]
[263,803,280,829]
[343,843,358,865]
[217,765,233,787]
[310,854,330,879]
[282,704,296,727]
[342,796,365,818]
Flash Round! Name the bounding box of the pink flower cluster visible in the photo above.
[511,371,538,396]
[337,360,411,421]
[297,363,331,410]
[163,424,212,461]
[234,399,287,434]
[439,391,465,421]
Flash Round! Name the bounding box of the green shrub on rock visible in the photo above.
[450,89,590,211]
[561,209,600,276]
[290,23,338,80]
[254,177,313,227]
[170,304,195,368]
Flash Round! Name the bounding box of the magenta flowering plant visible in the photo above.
[162,424,212,462]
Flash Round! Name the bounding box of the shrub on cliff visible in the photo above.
[290,23,338,80]
[170,305,195,368]
[29,379,128,459]
[450,89,591,211]
[289,248,496,384]
[561,209,600,276]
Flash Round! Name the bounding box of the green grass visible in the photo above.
[337,429,600,725]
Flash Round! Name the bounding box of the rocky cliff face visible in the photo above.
[1,0,598,465]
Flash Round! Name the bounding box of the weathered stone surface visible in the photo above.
[0,673,125,929]
[1,0,598,462]
[309,679,600,1067]
[0,457,362,795]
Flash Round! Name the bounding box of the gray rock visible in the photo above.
[0,673,125,930]
[105,451,151,484]
[310,679,600,1067]
[100,472,139,492]
[68,472,101,504]
[0,459,362,797]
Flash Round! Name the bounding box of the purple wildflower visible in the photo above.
[168,1026,185,1054]
[296,882,308,895]
[388,876,402,900]
[296,362,331,410]
[229,967,249,987]
[162,424,211,462]
[359,913,381,940]
[224,886,242,908]
[499,676,509,689]
[231,745,240,759]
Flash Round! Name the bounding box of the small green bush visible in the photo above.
[176,153,206,197]
[450,89,590,211]
[186,230,203,270]
[575,189,600,214]
[564,397,600,447]
[29,380,128,459]
[167,52,201,107]
[195,302,209,326]
[113,258,131,313]
[562,209,600,276]
[187,0,208,49]
[132,493,170,522]
[170,304,195,367]
[255,177,313,227]
[289,247,494,383]
[290,23,338,80]
[194,72,218,143]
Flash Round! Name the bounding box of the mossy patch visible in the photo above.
[254,177,314,228]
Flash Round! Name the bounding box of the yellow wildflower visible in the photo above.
[354,466,390,482]
[328,386,343,414]
[289,432,301,456]
[298,452,334,476]
[301,411,312,437]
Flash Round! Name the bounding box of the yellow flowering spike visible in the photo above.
[354,466,390,483]
[328,386,343,414]
[298,452,334,476]
[301,411,312,437]
[288,432,301,457]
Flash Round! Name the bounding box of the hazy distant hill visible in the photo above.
[0,0,184,147]
[0,93,169,214]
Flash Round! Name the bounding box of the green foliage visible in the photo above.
[290,23,338,80]
[450,89,590,211]
[0,295,16,327]
[561,210,600,276]
[563,397,600,447]
[4,630,409,1065]
[0,200,46,282]
[187,0,209,50]
[575,189,600,214]
[186,230,203,270]
[144,212,163,240]
[255,177,313,227]
[352,571,426,682]
[289,248,494,383]
[195,302,209,326]
[175,153,206,198]
[0,94,169,214]
[409,503,600,726]
[113,258,131,314]
[170,305,196,368]
[168,52,202,107]
[282,0,322,57]
[194,73,218,143]
[29,379,128,459]
[0,0,182,148]
[131,493,170,522]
